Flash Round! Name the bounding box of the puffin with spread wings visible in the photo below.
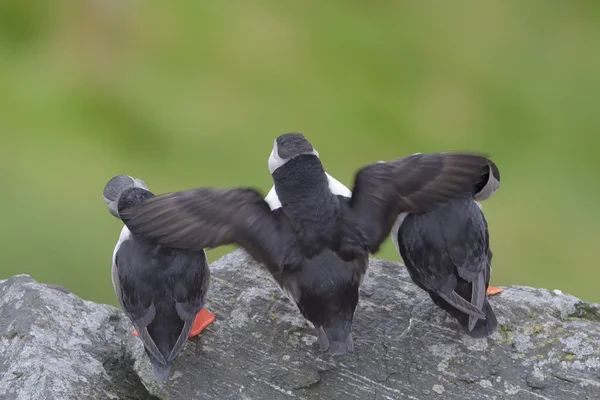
[390,159,502,337]
[118,132,493,351]
[262,172,364,355]
[103,175,215,381]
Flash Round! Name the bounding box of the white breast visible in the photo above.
[112,225,131,265]
[110,225,130,302]
[390,212,409,255]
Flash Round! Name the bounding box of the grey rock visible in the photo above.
[0,275,155,400]
[1,250,599,400]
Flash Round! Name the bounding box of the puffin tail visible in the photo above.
[429,292,498,338]
[467,272,487,331]
[463,299,497,338]
[148,356,173,382]
[463,271,497,337]
[315,324,354,356]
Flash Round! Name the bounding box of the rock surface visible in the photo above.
[1,250,599,400]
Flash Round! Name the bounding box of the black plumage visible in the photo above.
[118,133,493,275]
[265,181,366,355]
[113,134,496,354]
[106,178,210,381]
[393,197,498,338]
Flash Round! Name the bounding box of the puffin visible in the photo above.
[103,175,215,381]
[118,133,494,278]
[390,159,502,338]
[116,134,495,347]
[263,173,366,355]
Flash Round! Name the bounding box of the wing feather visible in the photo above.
[346,152,490,254]
[114,247,167,364]
[439,291,485,319]
[468,272,487,330]
[396,200,489,325]
[167,252,210,362]
[119,187,299,271]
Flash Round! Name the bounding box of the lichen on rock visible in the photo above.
[0,250,599,400]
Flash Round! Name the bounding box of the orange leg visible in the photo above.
[133,308,216,338]
[486,286,504,296]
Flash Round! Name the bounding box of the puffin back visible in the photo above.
[271,155,340,257]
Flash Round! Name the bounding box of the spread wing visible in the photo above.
[345,152,490,254]
[118,187,300,271]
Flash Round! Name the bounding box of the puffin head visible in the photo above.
[102,175,149,218]
[268,132,320,174]
[474,159,500,202]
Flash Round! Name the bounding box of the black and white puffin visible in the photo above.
[390,159,502,338]
[263,173,365,355]
[103,175,215,381]
[116,133,493,343]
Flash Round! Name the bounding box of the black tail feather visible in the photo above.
[315,324,354,356]
[147,352,173,382]
[430,292,497,338]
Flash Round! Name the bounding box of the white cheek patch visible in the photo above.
[474,174,500,201]
[268,139,320,174]
[133,178,149,190]
[390,212,409,255]
[268,140,287,174]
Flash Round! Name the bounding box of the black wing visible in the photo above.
[113,239,210,365]
[164,251,210,362]
[397,200,489,322]
[118,187,302,272]
[441,202,490,328]
[113,240,166,365]
[343,152,490,255]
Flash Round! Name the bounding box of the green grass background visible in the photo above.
[1,1,598,305]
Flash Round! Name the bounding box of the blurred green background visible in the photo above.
[1,1,598,305]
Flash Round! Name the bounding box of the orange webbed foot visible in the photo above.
[189,308,215,338]
[487,286,504,296]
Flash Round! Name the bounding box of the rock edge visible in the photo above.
[1,249,599,400]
